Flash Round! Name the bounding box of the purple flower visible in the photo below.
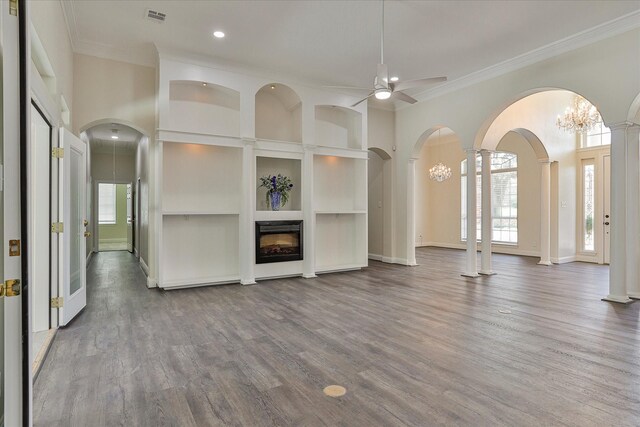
[271,175,277,190]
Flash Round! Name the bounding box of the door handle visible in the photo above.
[605,214,610,219]
[84,231,91,238]
[604,222,610,225]
[84,219,89,227]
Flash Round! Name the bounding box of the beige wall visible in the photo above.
[368,151,384,256]
[99,184,128,244]
[73,54,155,136]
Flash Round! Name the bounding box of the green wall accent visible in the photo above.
[99,184,128,243]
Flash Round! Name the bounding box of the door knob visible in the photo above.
[605,214,610,219]
[83,219,89,227]
[84,231,91,237]
[604,222,610,225]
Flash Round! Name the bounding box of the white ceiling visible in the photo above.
[86,123,141,154]
[64,1,640,103]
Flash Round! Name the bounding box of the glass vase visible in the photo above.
[269,191,282,211]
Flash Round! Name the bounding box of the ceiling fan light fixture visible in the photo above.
[374,88,391,100]
[213,30,225,38]
[111,129,119,140]
[390,76,399,82]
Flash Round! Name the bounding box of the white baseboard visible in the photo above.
[134,247,139,258]
[99,238,128,244]
[146,276,157,288]
[86,251,94,266]
[419,242,541,258]
[139,257,150,276]
[552,255,577,264]
[368,253,383,261]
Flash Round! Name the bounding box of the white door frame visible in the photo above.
[94,180,134,252]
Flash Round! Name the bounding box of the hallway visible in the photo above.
[34,249,640,426]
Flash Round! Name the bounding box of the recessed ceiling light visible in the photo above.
[270,84,276,90]
[390,76,399,82]
[111,135,119,140]
[202,83,207,86]
[213,31,225,38]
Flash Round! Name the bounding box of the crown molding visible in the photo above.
[59,0,78,52]
[397,10,640,111]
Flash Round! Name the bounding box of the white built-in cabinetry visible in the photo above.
[155,55,369,289]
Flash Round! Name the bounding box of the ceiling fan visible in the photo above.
[328,0,447,107]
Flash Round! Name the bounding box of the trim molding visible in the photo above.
[419,242,543,258]
[86,251,94,266]
[139,257,150,276]
[146,277,157,288]
[552,255,578,264]
[368,253,383,261]
[399,10,640,109]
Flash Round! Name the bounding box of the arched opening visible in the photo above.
[315,105,362,149]
[368,147,392,262]
[255,83,302,142]
[81,120,146,258]
[168,80,240,137]
[411,127,463,264]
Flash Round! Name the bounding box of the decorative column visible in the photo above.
[407,158,418,266]
[603,123,631,303]
[480,150,495,275]
[302,146,317,278]
[240,140,256,285]
[538,159,552,266]
[626,125,640,299]
[462,149,479,277]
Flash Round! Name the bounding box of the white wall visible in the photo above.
[91,151,136,183]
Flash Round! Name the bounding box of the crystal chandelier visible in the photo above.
[429,162,452,182]
[428,129,452,182]
[556,96,601,133]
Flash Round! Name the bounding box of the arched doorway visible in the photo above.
[368,147,392,262]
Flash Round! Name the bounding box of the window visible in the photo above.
[581,120,611,148]
[582,161,595,251]
[461,152,518,244]
[99,183,116,224]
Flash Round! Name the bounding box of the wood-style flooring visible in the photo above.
[33,248,640,426]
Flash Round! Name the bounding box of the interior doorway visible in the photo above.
[97,182,133,252]
[29,102,54,375]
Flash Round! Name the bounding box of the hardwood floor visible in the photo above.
[33,248,640,426]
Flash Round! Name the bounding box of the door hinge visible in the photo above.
[51,297,63,308]
[51,222,64,233]
[9,0,18,16]
[1,279,21,297]
[52,147,64,158]
[9,239,20,256]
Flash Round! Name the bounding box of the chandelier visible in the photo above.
[556,96,601,133]
[429,162,452,182]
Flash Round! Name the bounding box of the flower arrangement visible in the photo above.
[259,174,294,211]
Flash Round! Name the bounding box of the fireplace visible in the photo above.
[255,221,303,264]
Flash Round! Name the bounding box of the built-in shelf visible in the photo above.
[315,212,367,271]
[315,210,366,215]
[314,154,367,212]
[256,156,302,211]
[255,83,302,143]
[315,105,362,150]
[163,211,240,216]
[255,210,303,221]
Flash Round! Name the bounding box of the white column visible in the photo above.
[604,124,631,303]
[480,150,495,275]
[538,159,552,266]
[240,141,256,285]
[302,147,316,278]
[463,149,479,277]
[407,158,418,266]
[626,125,640,299]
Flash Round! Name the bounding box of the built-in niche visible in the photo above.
[314,105,362,149]
[314,154,367,212]
[255,84,302,143]
[169,80,240,137]
[256,156,302,211]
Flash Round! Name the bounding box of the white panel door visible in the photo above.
[59,129,87,326]
[126,183,133,252]
[603,155,611,264]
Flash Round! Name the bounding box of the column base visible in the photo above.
[479,270,496,276]
[537,260,553,266]
[602,295,633,304]
[461,272,479,278]
[302,273,317,279]
[627,293,640,300]
[240,279,257,286]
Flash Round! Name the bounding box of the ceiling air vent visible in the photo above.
[146,9,166,23]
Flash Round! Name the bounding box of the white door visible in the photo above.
[603,155,611,264]
[2,0,26,423]
[126,183,133,252]
[59,129,87,326]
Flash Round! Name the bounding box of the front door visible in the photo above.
[59,129,87,326]
[603,154,611,264]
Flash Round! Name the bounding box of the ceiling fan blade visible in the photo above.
[392,76,447,92]
[392,91,418,104]
[324,85,372,92]
[351,92,375,108]
[377,63,389,88]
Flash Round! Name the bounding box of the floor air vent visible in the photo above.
[146,9,166,23]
